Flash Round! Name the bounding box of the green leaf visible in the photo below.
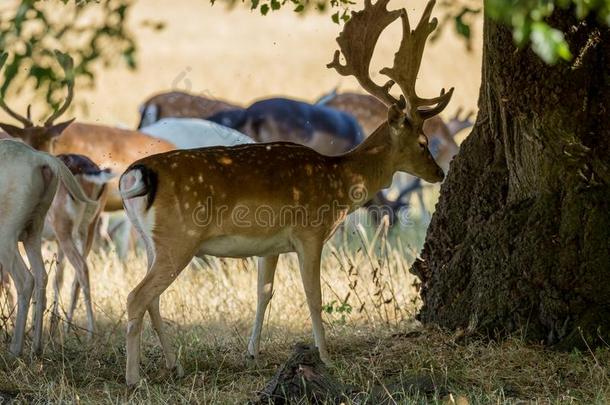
[294,4,304,12]
[260,4,269,15]
[340,9,350,22]
[455,15,470,39]
[530,21,572,64]
[251,0,259,10]
[331,11,340,24]
[271,0,280,10]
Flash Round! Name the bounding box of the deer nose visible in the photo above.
[436,167,445,182]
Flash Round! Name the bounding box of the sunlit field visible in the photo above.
[0,0,482,127]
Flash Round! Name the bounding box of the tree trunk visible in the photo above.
[412,9,610,349]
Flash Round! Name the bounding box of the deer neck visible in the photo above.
[341,123,397,205]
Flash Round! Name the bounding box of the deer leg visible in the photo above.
[75,266,94,339]
[66,277,80,330]
[57,236,94,338]
[83,215,98,259]
[22,226,49,356]
[0,265,15,312]
[68,238,94,338]
[50,247,66,336]
[148,296,183,377]
[296,239,328,363]
[247,254,279,358]
[126,251,190,387]
[4,251,34,356]
[95,213,113,248]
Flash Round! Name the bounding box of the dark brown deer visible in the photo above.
[208,97,365,156]
[118,0,452,385]
[137,90,239,128]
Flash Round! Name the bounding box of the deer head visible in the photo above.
[0,51,75,152]
[328,0,453,182]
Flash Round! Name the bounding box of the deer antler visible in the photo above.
[380,0,453,120]
[328,0,453,121]
[0,53,33,127]
[327,0,402,107]
[44,50,75,126]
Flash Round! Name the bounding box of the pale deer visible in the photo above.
[139,117,253,149]
[208,97,365,156]
[138,91,239,129]
[44,154,115,338]
[0,139,93,356]
[119,0,452,385]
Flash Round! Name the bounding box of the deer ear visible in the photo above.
[0,122,24,138]
[47,118,75,138]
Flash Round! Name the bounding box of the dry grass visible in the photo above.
[0,213,608,404]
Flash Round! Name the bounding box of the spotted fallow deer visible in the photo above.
[0,139,94,356]
[119,0,452,385]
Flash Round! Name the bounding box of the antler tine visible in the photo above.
[380,0,453,119]
[418,87,454,119]
[45,50,75,126]
[0,52,33,127]
[327,0,402,107]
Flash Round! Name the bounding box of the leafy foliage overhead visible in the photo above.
[0,0,137,119]
[229,0,610,64]
[486,0,610,64]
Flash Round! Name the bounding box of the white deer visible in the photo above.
[139,117,254,149]
[0,139,93,355]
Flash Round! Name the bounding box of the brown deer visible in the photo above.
[119,0,452,385]
[0,121,175,212]
[44,154,115,338]
[137,91,239,129]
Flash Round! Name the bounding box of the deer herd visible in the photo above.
[0,0,472,386]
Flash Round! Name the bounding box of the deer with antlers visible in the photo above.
[119,0,451,385]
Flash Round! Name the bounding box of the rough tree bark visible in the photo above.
[412,9,610,349]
